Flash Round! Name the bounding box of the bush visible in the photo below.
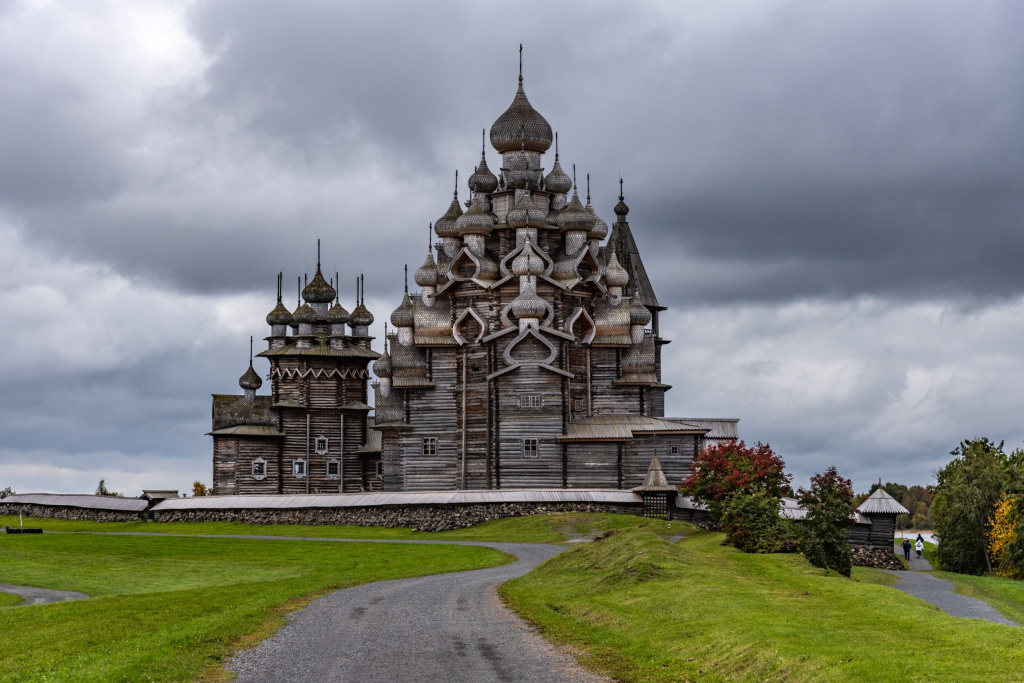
[192,481,209,497]
[719,491,798,553]
[799,467,854,577]
[679,441,791,521]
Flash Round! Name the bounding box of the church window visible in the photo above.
[422,437,437,456]
[523,438,539,458]
[520,394,542,408]
[573,398,584,412]
[251,458,267,480]
[326,459,340,477]
[293,460,307,478]
[314,436,328,455]
[670,445,680,454]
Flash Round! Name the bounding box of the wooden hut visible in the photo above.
[850,488,909,548]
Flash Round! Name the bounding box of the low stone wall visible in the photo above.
[0,503,143,523]
[151,502,642,532]
[851,546,906,570]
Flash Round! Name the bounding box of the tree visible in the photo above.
[192,481,208,497]
[932,438,1008,574]
[0,486,14,500]
[719,490,798,553]
[95,479,122,498]
[679,441,791,521]
[798,467,854,577]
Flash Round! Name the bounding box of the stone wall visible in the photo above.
[151,502,642,532]
[851,546,906,570]
[0,503,143,523]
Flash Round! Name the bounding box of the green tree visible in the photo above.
[798,467,854,577]
[932,438,1008,574]
[0,486,14,500]
[719,490,797,553]
[95,479,122,498]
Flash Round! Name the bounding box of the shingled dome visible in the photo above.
[490,79,553,153]
[856,488,910,515]
[238,365,262,391]
[302,268,336,304]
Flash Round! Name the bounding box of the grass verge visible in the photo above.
[501,528,1024,682]
[0,532,507,682]
[0,593,23,607]
[0,513,693,545]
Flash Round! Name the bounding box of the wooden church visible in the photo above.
[209,62,737,495]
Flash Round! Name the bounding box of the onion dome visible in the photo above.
[293,302,316,325]
[557,190,595,233]
[414,249,438,288]
[349,300,373,327]
[505,142,534,190]
[302,267,336,304]
[614,179,629,218]
[629,300,652,326]
[455,197,494,236]
[468,131,499,193]
[372,342,393,378]
[506,192,547,229]
[391,268,416,328]
[511,239,546,277]
[239,364,262,391]
[327,301,350,324]
[604,250,630,288]
[266,300,293,326]
[511,290,547,320]
[586,203,608,240]
[434,174,464,239]
[490,71,553,153]
[545,157,572,195]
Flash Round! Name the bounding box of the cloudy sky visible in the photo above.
[2,0,1022,495]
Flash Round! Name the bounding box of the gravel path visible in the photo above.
[885,553,1017,627]
[0,583,88,605]
[228,541,610,683]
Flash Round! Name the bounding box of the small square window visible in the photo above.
[520,394,541,408]
[523,438,539,458]
[314,436,328,455]
[293,460,306,478]
[423,437,437,456]
[573,398,584,412]
[251,458,267,480]
[327,459,340,477]
[375,461,384,477]
[670,445,680,455]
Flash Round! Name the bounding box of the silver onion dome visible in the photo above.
[544,143,572,194]
[414,250,438,288]
[372,345,393,378]
[239,364,263,391]
[490,75,553,154]
[505,193,547,229]
[511,240,546,277]
[468,131,499,194]
[455,197,494,236]
[266,300,293,326]
[510,290,547,319]
[434,185,464,239]
[390,291,415,328]
[327,301,350,324]
[604,250,630,288]
[302,267,336,304]
[349,301,374,327]
[292,302,316,325]
[557,191,595,233]
[629,299,652,326]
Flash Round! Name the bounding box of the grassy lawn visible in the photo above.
[501,528,1024,682]
[0,533,507,682]
[0,593,22,607]
[0,512,693,545]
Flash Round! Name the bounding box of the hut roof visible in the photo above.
[558,415,709,442]
[634,456,678,492]
[1,493,148,512]
[856,488,910,515]
[354,417,382,454]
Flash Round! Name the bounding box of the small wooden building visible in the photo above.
[850,488,909,548]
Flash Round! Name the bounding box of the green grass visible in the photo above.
[501,528,1024,682]
[0,593,22,607]
[0,533,507,682]
[0,513,693,545]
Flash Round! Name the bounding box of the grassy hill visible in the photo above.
[502,527,1024,682]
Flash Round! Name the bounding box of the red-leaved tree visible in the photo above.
[679,441,792,520]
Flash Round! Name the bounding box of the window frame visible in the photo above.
[326,458,340,478]
[522,437,539,459]
[251,458,267,480]
[314,436,329,455]
[375,461,384,477]
[519,394,542,408]
[292,459,307,478]
[422,437,437,456]
[670,445,680,455]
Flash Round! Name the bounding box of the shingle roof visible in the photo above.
[606,220,662,310]
[211,395,275,431]
[558,415,708,442]
[2,493,148,512]
[856,488,910,515]
[257,339,379,359]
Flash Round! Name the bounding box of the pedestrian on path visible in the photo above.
[902,538,912,560]
[915,538,924,559]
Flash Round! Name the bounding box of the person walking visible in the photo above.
[902,538,912,561]
[915,538,924,559]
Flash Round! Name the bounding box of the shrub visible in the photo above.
[192,481,209,497]
[719,491,798,553]
[799,467,854,577]
[679,441,791,522]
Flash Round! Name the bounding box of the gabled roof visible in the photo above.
[211,395,275,432]
[354,417,382,454]
[1,493,148,512]
[856,488,910,515]
[607,220,662,310]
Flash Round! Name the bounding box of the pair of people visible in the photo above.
[900,535,925,560]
